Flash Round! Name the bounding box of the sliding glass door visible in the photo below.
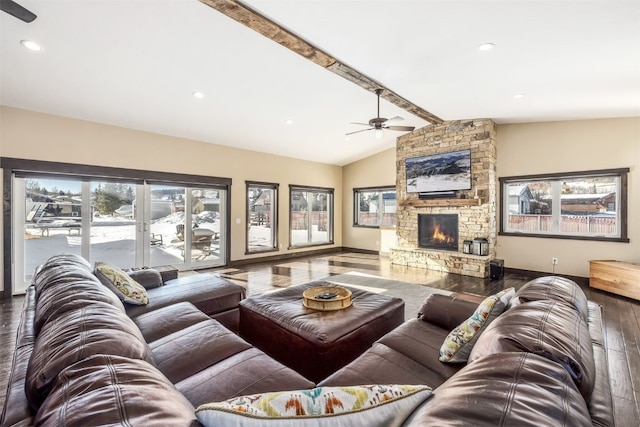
[13,175,227,294]
[146,185,226,268]
[17,177,84,293]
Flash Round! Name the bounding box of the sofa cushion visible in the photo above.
[149,318,252,383]
[132,301,211,343]
[125,273,246,318]
[417,294,478,330]
[26,300,154,409]
[380,319,465,380]
[469,299,596,400]
[196,384,431,427]
[34,277,125,334]
[32,253,95,298]
[95,262,149,305]
[512,276,589,320]
[319,341,460,390]
[35,354,197,426]
[403,352,592,427]
[439,288,514,363]
[126,268,164,290]
[175,347,316,407]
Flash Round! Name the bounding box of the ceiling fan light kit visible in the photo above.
[347,88,416,137]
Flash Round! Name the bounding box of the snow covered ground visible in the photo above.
[23,212,221,278]
[22,213,329,285]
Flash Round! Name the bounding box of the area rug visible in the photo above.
[322,272,452,321]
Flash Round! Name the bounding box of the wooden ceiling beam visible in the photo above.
[199,0,444,124]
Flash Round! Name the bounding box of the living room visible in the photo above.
[0,1,639,424]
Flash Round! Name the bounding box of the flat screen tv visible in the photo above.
[405,149,471,193]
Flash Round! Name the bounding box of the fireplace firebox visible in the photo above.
[418,214,459,252]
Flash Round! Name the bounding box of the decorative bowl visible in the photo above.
[302,285,352,311]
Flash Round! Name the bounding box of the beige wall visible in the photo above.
[0,106,343,293]
[496,117,640,277]
[341,148,396,252]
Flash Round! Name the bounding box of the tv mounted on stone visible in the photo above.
[405,149,471,197]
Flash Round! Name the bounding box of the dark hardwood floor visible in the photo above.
[1,251,638,423]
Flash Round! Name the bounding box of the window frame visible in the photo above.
[353,186,397,228]
[289,184,334,248]
[499,168,629,242]
[246,181,279,254]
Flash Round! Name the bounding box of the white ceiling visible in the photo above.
[1,0,639,166]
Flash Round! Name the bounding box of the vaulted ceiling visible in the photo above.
[1,0,639,165]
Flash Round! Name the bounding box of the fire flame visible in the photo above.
[432,225,454,244]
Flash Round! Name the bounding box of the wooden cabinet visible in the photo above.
[589,260,640,301]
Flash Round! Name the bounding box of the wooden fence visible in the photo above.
[507,214,616,234]
[356,213,397,227]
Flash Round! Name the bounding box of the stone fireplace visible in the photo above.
[418,214,458,252]
[390,119,497,278]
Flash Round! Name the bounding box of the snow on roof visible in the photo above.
[507,185,529,196]
[541,193,613,201]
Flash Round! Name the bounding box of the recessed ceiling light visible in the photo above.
[513,93,525,99]
[285,119,294,125]
[344,136,350,141]
[478,43,495,52]
[20,40,42,51]
[192,91,205,99]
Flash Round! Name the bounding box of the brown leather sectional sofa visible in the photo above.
[321,277,614,426]
[1,254,313,426]
[1,254,613,426]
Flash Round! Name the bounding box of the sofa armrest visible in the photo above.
[418,294,478,331]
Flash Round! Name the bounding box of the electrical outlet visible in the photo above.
[552,257,558,265]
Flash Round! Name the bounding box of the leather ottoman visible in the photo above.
[239,280,405,382]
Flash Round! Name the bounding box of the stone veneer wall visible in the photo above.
[390,119,497,278]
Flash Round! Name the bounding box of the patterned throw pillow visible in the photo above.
[439,288,515,363]
[196,384,432,427]
[94,262,149,305]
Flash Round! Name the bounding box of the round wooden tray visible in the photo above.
[302,285,352,311]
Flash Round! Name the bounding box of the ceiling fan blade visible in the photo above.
[385,125,416,132]
[385,116,404,123]
[0,0,37,22]
[350,122,372,127]
[346,128,374,136]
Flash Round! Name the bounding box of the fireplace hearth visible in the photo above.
[418,214,458,252]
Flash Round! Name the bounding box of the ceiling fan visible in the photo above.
[0,0,37,23]
[347,88,415,138]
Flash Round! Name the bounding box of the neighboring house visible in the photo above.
[507,185,533,214]
[199,198,220,213]
[369,192,397,214]
[291,192,308,212]
[252,191,272,213]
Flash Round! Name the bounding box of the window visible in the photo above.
[353,186,397,227]
[289,185,333,247]
[500,168,629,242]
[246,182,278,253]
